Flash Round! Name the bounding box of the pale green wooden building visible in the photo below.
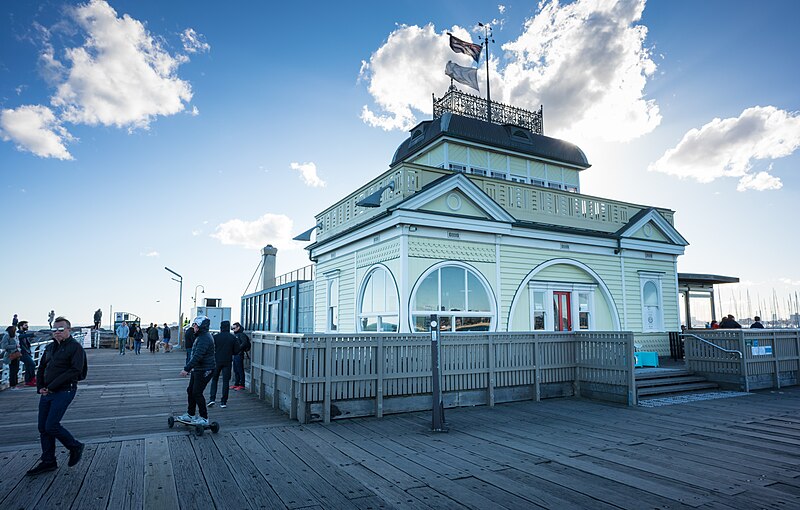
[302,90,688,354]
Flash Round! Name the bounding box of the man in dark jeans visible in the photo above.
[17,320,37,386]
[231,322,250,390]
[178,316,216,425]
[26,317,85,476]
[208,320,239,408]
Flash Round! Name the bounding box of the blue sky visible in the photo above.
[2,0,799,327]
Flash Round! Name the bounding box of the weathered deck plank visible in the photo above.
[2,349,800,509]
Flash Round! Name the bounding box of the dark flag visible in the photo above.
[448,33,482,63]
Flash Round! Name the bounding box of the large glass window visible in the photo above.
[411,264,495,332]
[358,267,399,332]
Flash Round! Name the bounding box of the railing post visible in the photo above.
[739,331,749,392]
[376,335,384,418]
[773,330,780,389]
[534,335,541,402]
[289,337,298,421]
[298,337,308,424]
[487,334,495,407]
[272,337,279,409]
[627,332,637,406]
[323,336,332,424]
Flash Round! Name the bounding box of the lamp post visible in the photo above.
[193,284,205,307]
[165,267,183,348]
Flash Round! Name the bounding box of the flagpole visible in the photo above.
[479,23,492,123]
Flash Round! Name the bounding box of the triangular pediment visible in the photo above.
[629,220,670,242]
[615,208,688,246]
[418,189,491,219]
[395,173,516,223]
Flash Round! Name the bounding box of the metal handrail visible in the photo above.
[681,332,749,392]
[1,340,50,387]
[680,333,743,358]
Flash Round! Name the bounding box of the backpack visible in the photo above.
[79,348,88,381]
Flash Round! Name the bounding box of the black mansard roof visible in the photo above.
[391,112,591,169]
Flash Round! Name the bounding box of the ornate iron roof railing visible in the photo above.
[433,86,543,134]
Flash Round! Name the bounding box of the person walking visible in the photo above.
[132,324,144,354]
[177,316,215,426]
[146,323,158,353]
[161,323,172,352]
[184,325,195,365]
[231,322,250,390]
[93,309,102,330]
[2,326,22,390]
[208,320,239,408]
[12,314,19,327]
[115,321,130,356]
[17,321,37,386]
[48,310,55,329]
[25,316,85,476]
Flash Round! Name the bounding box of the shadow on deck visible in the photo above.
[1,349,800,509]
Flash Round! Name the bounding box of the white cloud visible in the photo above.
[0,105,73,159]
[191,229,202,236]
[290,161,326,187]
[780,278,800,287]
[181,28,210,54]
[51,0,193,129]
[649,106,800,191]
[498,5,506,14]
[359,0,660,142]
[212,213,295,250]
[737,170,783,192]
[143,251,159,257]
[190,105,199,116]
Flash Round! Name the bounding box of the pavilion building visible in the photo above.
[292,87,688,354]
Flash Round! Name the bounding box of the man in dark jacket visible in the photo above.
[750,316,765,328]
[719,314,742,329]
[146,323,159,352]
[208,320,239,408]
[178,316,216,425]
[17,320,37,386]
[26,317,85,476]
[231,322,250,390]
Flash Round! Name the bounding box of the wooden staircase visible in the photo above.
[636,368,719,398]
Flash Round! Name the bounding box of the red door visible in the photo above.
[553,292,572,331]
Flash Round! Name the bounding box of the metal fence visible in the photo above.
[684,329,800,391]
[248,331,635,423]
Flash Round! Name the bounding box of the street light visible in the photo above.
[193,284,205,306]
[165,267,183,348]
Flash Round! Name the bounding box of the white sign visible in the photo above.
[751,345,773,356]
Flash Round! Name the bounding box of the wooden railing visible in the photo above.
[248,331,635,423]
[684,329,800,391]
[314,163,675,242]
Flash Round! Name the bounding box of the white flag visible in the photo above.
[445,61,479,92]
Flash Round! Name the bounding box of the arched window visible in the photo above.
[358,267,399,332]
[410,264,495,332]
[640,274,663,332]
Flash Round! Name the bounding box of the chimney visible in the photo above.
[261,244,278,290]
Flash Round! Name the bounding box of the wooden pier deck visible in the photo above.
[1,348,800,509]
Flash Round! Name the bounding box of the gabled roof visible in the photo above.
[391,112,591,169]
[613,208,689,246]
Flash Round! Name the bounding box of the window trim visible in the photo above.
[325,272,340,333]
[639,272,665,332]
[409,262,497,333]
[357,265,400,333]
[528,282,596,331]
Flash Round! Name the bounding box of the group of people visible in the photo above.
[708,314,765,329]
[177,318,250,425]
[2,318,38,388]
[6,312,252,476]
[3,316,87,476]
[114,322,172,354]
